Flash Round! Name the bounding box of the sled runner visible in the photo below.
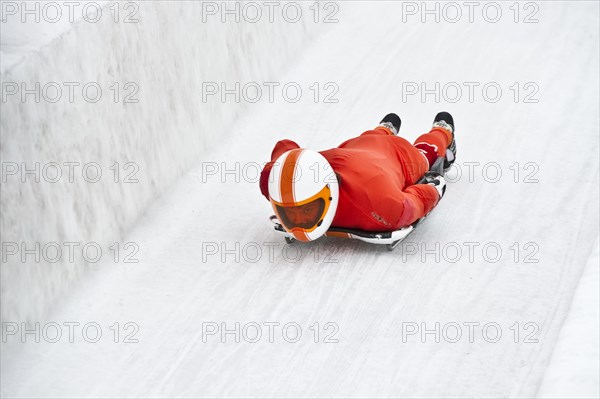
[269,214,426,251]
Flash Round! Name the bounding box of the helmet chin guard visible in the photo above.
[268,149,339,242]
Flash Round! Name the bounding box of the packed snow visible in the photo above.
[1,0,323,324]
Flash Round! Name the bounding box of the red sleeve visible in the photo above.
[259,139,301,200]
[371,183,440,229]
[396,184,440,226]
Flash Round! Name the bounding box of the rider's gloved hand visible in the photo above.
[421,171,446,199]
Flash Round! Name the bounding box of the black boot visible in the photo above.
[379,113,401,135]
[433,111,456,170]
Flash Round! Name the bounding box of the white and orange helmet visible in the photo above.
[268,149,339,242]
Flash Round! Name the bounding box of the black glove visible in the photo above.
[420,171,446,199]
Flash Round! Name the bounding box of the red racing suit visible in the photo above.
[260,126,452,231]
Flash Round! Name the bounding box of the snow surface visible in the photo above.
[1,1,323,323]
[0,1,109,73]
[538,238,600,398]
[1,1,599,398]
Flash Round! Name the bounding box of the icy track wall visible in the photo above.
[0,1,324,323]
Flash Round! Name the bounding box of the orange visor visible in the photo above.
[271,184,332,233]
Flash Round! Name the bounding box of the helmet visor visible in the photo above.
[275,198,326,230]
[272,184,332,233]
